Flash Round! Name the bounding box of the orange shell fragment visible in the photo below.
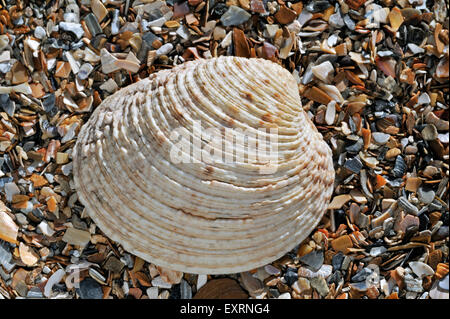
[375,174,387,189]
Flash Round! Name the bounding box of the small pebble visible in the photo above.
[147,286,159,299]
[417,187,435,204]
[421,124,438,141]
[59,22,85,39]
[298,250,324,272]
[372,132,390,144]
[404,274,424,293]
[351,268,373,282]
[310,277,329,297]
[298,264,333,279]
[439,275,449,291]
[332,252,344,271]
[370,246,387,257]
[152,276,172,289]
[220,6,252,27]
[156,43,174,56]
[77,278,103,299]
[283,268,298,286]
[34,26,46,39]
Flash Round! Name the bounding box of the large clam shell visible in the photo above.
[73,56,335,274]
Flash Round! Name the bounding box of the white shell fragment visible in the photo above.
[73,56,335,274]
[44,269,65,298]
[409,261,434,278]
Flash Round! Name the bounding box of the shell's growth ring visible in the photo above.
[73,56,335,274]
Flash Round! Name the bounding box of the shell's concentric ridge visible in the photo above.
[73,56,335,274]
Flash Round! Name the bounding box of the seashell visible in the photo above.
[73,56,335,274]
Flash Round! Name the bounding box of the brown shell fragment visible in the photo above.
[11,62,28,84]
[388,7,404,31]
[345,70,365,87]
[436,57,449,78]
[400,68,415,85]
[274,5,298,25]
[233,28,251,58]
[435,263,449,279]
[435,23,444,55]
[303,86,332,105]
[376,56,396,78]
[345,0,366,10]
[361,128,371,150]
[193,278,248,299]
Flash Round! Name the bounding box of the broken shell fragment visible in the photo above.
[73,57,335,274]
[193,278,248,299]
[0,210,19,244]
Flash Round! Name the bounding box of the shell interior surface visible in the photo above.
[73,56,335,274]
